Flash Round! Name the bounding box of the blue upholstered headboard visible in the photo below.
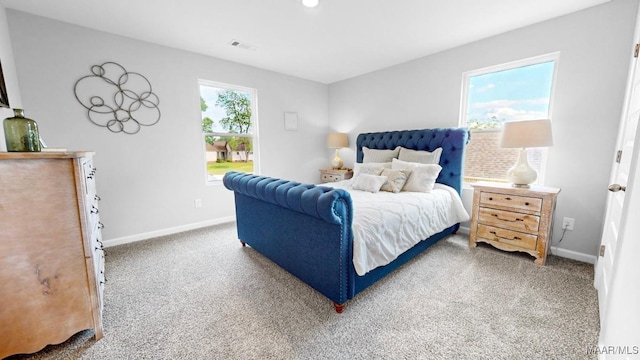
[356,128,470,195]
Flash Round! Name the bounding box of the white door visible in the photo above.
[594,41,638,313]
[594,9,640,353]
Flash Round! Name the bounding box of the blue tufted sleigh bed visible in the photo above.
[223,127,469,313]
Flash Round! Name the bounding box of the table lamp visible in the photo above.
[326,133,349,169]
[500,119,553,187]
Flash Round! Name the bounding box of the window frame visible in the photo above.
[459,52,560,185]
[198,79,260,185]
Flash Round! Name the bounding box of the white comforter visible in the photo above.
[330,181,470,276]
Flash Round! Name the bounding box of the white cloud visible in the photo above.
[474,83,495,93]
[468,97,549,121]
[488,108,548,121]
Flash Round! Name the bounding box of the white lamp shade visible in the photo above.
[500,119,553,148]
[327,133,349,149]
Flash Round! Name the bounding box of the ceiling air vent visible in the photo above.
[228,39,256,51]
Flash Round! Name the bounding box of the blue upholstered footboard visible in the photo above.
[223,172,354,306]
[223,127,469,312]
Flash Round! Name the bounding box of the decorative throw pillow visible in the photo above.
[398,147,443,165]
[362,146,401,163]
[379,169,411,193]
[351,174,388,193]
[352,162,392,178]
[391,158,442,192]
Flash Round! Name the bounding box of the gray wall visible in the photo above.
[328,0,639,261]
[0,5,22,145]
[6,10,329,244]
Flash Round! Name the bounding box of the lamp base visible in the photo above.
[507,148,537,187]
[331,149,343,170]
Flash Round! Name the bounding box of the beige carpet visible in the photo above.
[8,222,599,360]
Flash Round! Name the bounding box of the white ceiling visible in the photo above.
[0,0,610,84]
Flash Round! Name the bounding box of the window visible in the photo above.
[460,53,558,184]
[199,80,258,183]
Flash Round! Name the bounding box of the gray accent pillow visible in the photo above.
[380,169,411,193]
[398,147,443,165]
[362,146,401,163]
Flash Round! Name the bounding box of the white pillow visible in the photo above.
[398,147,443,165]
[391,158,442,192]
[351,174,388,193]
[353,162,392,178]
[362,146,400,163]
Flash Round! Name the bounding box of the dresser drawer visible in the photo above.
[477,224,538,250]
[478,207,540,233]
[480,192,542,213]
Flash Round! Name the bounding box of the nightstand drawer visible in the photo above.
[478,207,540,233]
[480,192,542,213]
[321,173,342,183]
[477,224,538,250]
[319,169,353,183]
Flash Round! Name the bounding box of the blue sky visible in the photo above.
[466,61,555,123]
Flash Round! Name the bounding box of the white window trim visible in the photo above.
[458,52,560,186]
[198,79,260,185]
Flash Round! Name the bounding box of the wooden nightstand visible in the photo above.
[469,181,560,265]
[319,168,353,183]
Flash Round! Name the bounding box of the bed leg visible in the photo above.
[333,302,346,314]
[240,240,246,247]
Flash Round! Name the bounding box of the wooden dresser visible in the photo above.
[469,181,560,265]
[0,152,105,358]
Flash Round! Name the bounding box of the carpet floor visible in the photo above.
[8,222,599,360]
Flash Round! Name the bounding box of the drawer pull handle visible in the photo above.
[98,222,105,229]
[488,197,493,201]
[95,195,101,201]
[489,230,521,241]
[490,214,523,222]
[504,197,512,201]
[91,205,99,214]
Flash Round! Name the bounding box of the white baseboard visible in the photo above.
[456,225,470,235]
[103,216,236,248]
[550,246,597,264]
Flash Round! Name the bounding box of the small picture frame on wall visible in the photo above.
[0,60,9,108]
[284,112,298,131]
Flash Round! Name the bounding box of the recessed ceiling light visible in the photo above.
[301,0,319,8]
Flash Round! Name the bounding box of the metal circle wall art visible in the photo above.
[74,62,160,134]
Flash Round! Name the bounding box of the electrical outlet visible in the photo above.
[194,199,202,208]
[562,217,575,231]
